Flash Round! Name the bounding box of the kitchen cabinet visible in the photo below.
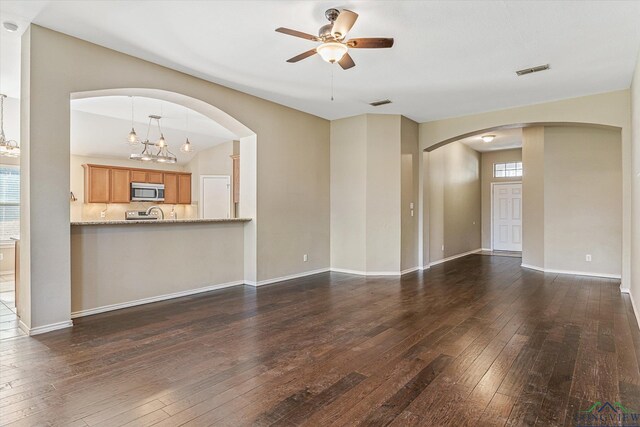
[83,165,191,204]
[130,170,147,183]
[110,169,131,203]
[163,173,178,204]
[84,165,110,203]
[147,172,164,184]
[178,174,192,205]
[131,170,163,184]
[230,154,240,204]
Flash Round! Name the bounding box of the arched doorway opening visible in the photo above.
[422,122,624,285]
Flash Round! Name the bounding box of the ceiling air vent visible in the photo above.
[369,99,392,107]
[516,64,550,76]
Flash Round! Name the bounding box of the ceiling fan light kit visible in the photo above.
[316,42,348,63]
[275,8,394,70]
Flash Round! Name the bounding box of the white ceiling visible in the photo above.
[71,96,235,164]
[1,1,640,121]
[458,128,522,153]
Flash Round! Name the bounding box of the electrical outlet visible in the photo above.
[586,254,592,262]
[100,211,106,218]
[303,254,308,262]
[442,245,445,252]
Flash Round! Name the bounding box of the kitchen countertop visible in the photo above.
[71,218,252,226]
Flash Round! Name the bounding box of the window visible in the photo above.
[494,162,522,178]
[0,166,20,241]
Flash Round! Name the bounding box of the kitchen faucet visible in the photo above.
[146,205,164,219]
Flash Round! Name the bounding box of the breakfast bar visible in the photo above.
[70,218,252,317]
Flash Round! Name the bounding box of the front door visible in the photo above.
[492,183,522,251]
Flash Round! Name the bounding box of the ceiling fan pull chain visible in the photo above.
[331,67,335,101]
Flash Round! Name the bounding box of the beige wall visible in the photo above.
[480,148,522,249]
[365,115,402,272]
[69,154,194,222]
[544,126,622,276]
[631,48,640,318]
[71,222,244,314]
[419,90,631,288]
[21,25,329,330]
[330,115,367,272]
[330,114,418,274]
[521,127,545,267]
[428,141,481,263]
[401,117,419,271]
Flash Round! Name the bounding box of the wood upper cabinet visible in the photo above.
[130,170,147,183]
[147,172,163,184]
[83,165,191,204]
[163,173,178,204]
[230,154,240,204]
[130,170,163,184]
[178,174,192,205]
[84,165,110,203]
[110,169,131,203]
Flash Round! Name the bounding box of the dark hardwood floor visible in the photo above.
[1,255,639,426]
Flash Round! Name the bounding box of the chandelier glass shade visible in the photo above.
[129,115,177,164]
[0,94,20,157]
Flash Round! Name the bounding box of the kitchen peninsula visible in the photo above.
[71,218,252,318]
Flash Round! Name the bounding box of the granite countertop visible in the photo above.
[71,218,252,226]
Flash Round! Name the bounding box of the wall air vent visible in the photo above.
[369,99,392,107]
[516,64,550,76]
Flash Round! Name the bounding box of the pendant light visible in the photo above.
[126,96,140,146]
[0,94,20,157]
[129,115,177,164]
[180,108,194,153]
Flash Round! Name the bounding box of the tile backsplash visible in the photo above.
[72,202,198,222]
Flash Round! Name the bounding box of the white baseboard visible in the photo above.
[626,289,640,327]
[521,263,545,272]
[429,249,482,267]
[19,319,73,336]
[71,280,244,318]
[245,268,330,287]
[520,263,621,279]
[481,248,492,252]
[330,267,419,276]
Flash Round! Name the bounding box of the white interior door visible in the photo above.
[493,183,522,251]
[201,175,231,219]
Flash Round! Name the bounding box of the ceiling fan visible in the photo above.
[275,8,394,70]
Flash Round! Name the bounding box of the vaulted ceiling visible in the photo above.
[1,1,639,122]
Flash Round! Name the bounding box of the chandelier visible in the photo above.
[0,94,20,157]
[129,114,177,164]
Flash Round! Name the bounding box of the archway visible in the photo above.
[421,121,624,285]
[18,87,258,333]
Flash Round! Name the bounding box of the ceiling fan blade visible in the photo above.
[287,49,318,63]
[275,27,318,41]
[331,9,358,39]
[347,38,394,49]
[338,53,356,70]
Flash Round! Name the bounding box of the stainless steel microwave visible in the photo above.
[130,182,164,202]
